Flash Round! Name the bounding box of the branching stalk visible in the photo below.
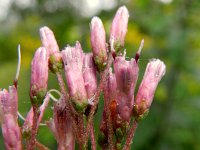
[55,72,83,148]
[104,93,115,150]
[84,53,114,149]
[123,120,138,150]
[27,106,39,150]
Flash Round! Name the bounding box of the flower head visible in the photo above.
[135,59,166,118]
[113,55,139,121]
[62,42,88,112]
[30,47,49,106]
[90,17,107,71]
[0,86,22,150]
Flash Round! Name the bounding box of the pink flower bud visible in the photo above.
[135,59,166,114]
[30,47,48,106]
[2,114,22,150]
[83,53,97,99]
[40,26,62,73]
[0,86,22,150]
[62,42,88,111]
[110,6,129,51]
[90,17,107,71]
[113,56,139,121]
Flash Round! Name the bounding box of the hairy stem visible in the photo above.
[104,95,114,150]
[90,122,96,150]
[123,120,138,150]
[27,106,39,150]
[84,53,114,149]
[56,72,83,148]
[77,114,85,149]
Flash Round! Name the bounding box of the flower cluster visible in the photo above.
[0,6,166,150]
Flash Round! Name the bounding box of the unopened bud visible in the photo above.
[110,6,129,52]
[114,56,139,121]
[40,26,63,73]
[90,17,107,71]
[30,47,48,106]
[135,59,166,118]
[0,86,22,149]
[62,42,88,112]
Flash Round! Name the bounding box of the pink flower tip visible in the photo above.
[110,6,129,52]
[39,26,59,54]
[114,56,139,95]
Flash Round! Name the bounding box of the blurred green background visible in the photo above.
[0,0,200,149]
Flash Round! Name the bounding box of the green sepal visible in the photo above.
[136,109,149,122]
[116,142,122,150]
[116,128,124,141]
[49,55,63,73]
[31,89,46,107]
[132,104,139,118]
[114,40,123,54]
[133,102,149,121]
[22,129,31,140]
[94,56,107,72]
[71,99,88,113]
[98,132,108,148]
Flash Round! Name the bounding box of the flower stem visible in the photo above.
[36,140,50,150]
[104,90,114,150]
[84,53,114,149]
[123,120,138,150]
[56,72,83,147]
[27,106,39,150]
[90,122,96,150]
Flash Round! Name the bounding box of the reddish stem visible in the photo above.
[36,140,50,150]
[90,122,96,150]
[27,106,39,150]
[56,72,83,148]
[84,53,114,149]
[123,120,138,150]
[104,95,114,150]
